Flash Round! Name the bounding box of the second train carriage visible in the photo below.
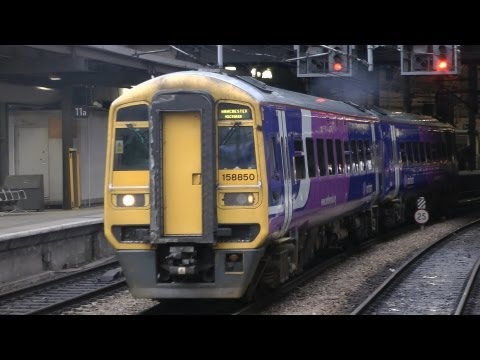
[372,108,458,227]
[104,70,457,299]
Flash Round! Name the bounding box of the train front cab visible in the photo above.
[105,89,269,299]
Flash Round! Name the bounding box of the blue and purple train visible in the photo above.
[104,70,458,299]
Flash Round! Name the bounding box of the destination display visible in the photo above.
[218,103,252,120]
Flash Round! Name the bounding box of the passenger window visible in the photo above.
[294,157,306,179]
[446,134,454,160]
[293,138,306,180]
[335,139,344,174]
[419,142,426,163]
[316,139,327,176]
[269,137,280,180]
[344,141,352,174]
[406,142,414,163]
[413,142,420,163]
[440,142,447,161]
[350,140,358,173]
[365,140,373,170]
[326,139,335,175]
[357,140,365,171]
[306,138,316,178]
[431,143,438,161]
[294,138,303,152]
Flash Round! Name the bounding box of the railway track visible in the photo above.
[235,200,480,315]
[0,259,126,315]
[232,250,348,315]
[233,224,421,315]
[352,219,480,315]
[140,225,417,315]
[139,253,348,315]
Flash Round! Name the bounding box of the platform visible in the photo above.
[0,206,103,241]
[0,206,112,286]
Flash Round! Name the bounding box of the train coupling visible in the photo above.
[165,246,197,276]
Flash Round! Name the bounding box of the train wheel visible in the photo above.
[297,229,308,273]
[369,206,379,237]
[305,227,317,264]
[348,216,365,244]
[244,258,269,302]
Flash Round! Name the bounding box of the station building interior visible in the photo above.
[0,45,478,210]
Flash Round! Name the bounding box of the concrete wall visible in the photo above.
[0,224,115,284]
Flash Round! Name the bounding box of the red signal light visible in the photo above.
[329,46,351,75]
[332,53,343,72]
[435,46,450,72]
[438,60,448,70]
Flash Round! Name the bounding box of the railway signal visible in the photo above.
[401,45,459,75]
[328,45,350,74]
[293,45,353,77]
[433,45,453,72]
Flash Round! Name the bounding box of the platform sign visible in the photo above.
[72,85,89,118]
[414,209,429,224]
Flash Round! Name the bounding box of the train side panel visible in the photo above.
[262,103,379,245]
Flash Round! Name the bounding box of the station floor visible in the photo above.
[0,206,103,242]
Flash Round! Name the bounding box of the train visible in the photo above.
[103,70,458,300]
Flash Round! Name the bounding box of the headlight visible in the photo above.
[223,192,256,206]
[122,194,135,206]
[117,194,146,207]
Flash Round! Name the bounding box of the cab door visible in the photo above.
[163,112,202,235]
[150,92,216,244]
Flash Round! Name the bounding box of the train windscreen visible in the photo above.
[113,126,149,171]
[218,126,256,169]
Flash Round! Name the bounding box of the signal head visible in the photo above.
[433,45,454,72]
[332,51,343,72]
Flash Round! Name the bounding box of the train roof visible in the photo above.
[151,70,377,120]
[367,107,455,129]
[129,70,455,130]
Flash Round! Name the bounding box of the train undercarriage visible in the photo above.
[257,206,380,293]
